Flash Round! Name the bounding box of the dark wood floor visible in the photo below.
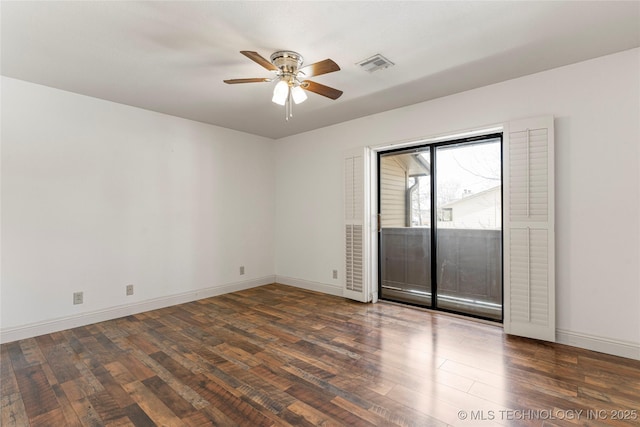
[2,284,639,427]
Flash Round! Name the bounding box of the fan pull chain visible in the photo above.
[286,88,293,120]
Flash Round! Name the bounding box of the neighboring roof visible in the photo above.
[440,185,501,208]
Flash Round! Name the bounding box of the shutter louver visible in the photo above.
[509,228,549,325]
[508,128,548,222]
[343,149,370,302]
[504,116,555,342]
[345,224,363,293]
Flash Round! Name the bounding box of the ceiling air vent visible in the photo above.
[356,54,395,73]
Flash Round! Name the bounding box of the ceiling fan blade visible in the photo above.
[223,78,270,84]
[298,59,340,77]
[240,51,278,71]
[300,80,343,100]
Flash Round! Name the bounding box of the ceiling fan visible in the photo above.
[224,50,343,120]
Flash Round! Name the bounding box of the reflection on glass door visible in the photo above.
[378,136,502,321]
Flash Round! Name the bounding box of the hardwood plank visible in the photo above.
[224,363,297,409]
[87,389,128,423]
[142,375,198,418]
[42,344,83,384]
[104,361,139,386]
[33,334,57,356]
[249,364,297,391]
[286,382,377,426]
[114,353,156,382]
[5,342,30,371]
[89,365,136,409]
[182,410,218,427]
[121,403,157,426]
[341,382,452,427]
[331,395,398,426]
[105,416,136,426]
[115,341,211,411]
[126,333,162,355]
[14,364,59,418]
[29,407,68,427]
[122,380,185,426]
[287,400,346,427]
[0,347,20,396]
[19,338,48,366]
[68,396,106,426]
[196,405,241,426]
[1,392,29,427]
[187,372,276,426]
[51,383,84,427]
[149,350,201,386]
[213,342,261,368]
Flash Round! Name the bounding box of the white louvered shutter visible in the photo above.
[503,116,555,341]
[344,148,370,302]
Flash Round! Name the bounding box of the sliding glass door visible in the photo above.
[379,135,503,321]
[434,139,502,319]
[379,148,432,305]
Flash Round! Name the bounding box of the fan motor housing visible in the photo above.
[270,50,304,74]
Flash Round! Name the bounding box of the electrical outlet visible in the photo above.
[73,291,83,305]
[126,284,134,296]
[333,269,338,279]
[239,266,245,275]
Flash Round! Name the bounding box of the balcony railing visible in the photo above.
[380,227,502,319]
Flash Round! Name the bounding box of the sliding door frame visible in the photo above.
[376,132,504,322]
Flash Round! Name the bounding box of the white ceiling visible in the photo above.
[2,1,639,139]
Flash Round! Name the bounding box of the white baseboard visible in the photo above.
[556,329,640,361]
[275,275,343,297]
[0,275,276,344]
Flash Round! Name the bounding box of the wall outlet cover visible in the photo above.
[73,292,83,305]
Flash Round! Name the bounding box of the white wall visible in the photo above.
[1,77,275,340]
[275,48,640,358]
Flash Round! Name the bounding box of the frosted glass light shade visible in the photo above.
[291,86,307,104]
[272,81,289,105]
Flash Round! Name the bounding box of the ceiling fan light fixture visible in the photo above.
[291,85,307,104]
[272,80,289,105]
[225,50,342,120]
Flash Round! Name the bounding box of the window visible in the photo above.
[438,208,452,222]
